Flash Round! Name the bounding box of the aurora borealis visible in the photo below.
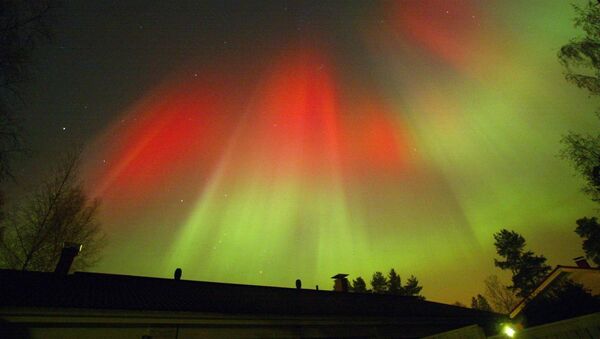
[20,0,599,304]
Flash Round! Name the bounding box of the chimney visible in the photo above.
[332,273,349,292]
[574,256,591,268]
[54,242,82,275]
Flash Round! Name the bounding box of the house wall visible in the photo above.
[422,324,486,339]
[3,322,465,339]
[0,309,485,339]
[14,325,377,339]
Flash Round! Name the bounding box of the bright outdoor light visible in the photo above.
[502,324,516,337]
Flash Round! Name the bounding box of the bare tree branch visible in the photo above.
[0,151,105,272]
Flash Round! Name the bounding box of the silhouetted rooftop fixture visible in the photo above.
[54,242,82,275]
[174,268,182,280]
[332,273,349,292]
[295,279,301,289]
[574,256,591,268]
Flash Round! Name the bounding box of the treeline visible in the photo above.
[347,268,424,299]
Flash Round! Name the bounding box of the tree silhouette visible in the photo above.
[575,217,600,265]
[0,152,105,272]
[402,275,423,298]
[387,268,402,294]
[361,269,424,297]
[0,0,58,181]
[484,275,518,314]
[558,1,600,97]
[351,276,368,293]
[561,134,600,203]
[558,1,600,203]
[494,229,551,298]
[370,271,387,294]
[471,294,493,312]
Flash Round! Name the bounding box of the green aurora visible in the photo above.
[59,0,600,304]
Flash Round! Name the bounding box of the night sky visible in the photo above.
[15,0,599,304]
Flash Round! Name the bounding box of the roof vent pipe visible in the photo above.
[54,242,82,275]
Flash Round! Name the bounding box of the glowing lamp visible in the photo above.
[502,324,516,337]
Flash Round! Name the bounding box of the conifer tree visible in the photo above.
[494,229,551,298]
[403,275,423,298]
[352,276,368,293]
[471,294,493,312]
[559,1,600,202]
[371,271,387,294]
[387,268,402,294]
[575,217,600,265]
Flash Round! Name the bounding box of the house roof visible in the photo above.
[0,269,498,322]
[509,265,600,319]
